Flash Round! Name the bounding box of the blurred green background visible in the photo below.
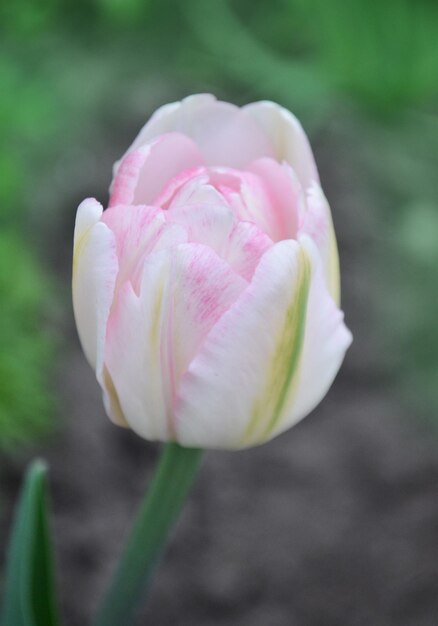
[0,0,437,448]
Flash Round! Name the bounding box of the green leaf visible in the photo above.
[1,460,60,626]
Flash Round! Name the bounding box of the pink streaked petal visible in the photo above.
[207,167,279,240]
[224,221,273,280]
[174,237,351,450]
[102,204,163,258]
[112,99,188,174]
[174,239,308,449]
[102,204,187,293]
[248,157,303,240]
[239,172,282,241]
[154,166,206,208]
[168,179,225,209]
[243,101,319,190]
[109,132,204,207]
[165,203,235,257]
[207,166,244,193]
[105,243,246,442]
[109,148,147,208]
[298,183,340,305]
[166,243,247,385]
[105,257,173,441]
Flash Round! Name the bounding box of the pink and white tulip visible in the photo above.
[73,94,352,449]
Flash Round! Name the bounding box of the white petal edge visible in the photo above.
[73,208,125,422]
[243,100,320,191]
[73,199,117,374]
[73,199,128,426]
[113,94,275,172]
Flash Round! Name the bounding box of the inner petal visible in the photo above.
[165,203,235,258]
[248,157,302,240]
[164,201,273,280]
[224,221,273,281]
[102,204,187,294]
[155,164,285,243]
[109,132,204,208]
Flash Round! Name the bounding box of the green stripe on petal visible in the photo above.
[328,219,341,306]
[241,247,311,446]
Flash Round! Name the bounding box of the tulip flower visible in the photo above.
[73,94,352,451]
[72,95,352,625]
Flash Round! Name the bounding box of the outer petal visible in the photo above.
[115,94,275,170]
[271,236,351,436]
[105,243,246,442]
[72,200,128,426]
[72,199,118,374]
[299,183,340,305]
[175,237,351,450]
[109,133,204,207]
[174,240,312,449]
[243,101,320,190]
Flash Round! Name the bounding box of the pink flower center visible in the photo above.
[154,164,297,243]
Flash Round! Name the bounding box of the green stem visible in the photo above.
[93,442,203,626]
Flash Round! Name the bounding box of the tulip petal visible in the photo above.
[105,254,171,441]
[165,203,235,257]
[165,204,272,281]
[72,199,118,375]
[248,157,303,240]
[156,168,222,208]
[109,133,204,207]
[299,183,340,305]
[105,243,246,441]
[174,240,310,448]
[272,235,351,436]
[244,101,319,190]
[175,238,351,449]
[206,167,281,241]
[224,221,273,280]
[72,200,129,426]
[117,94,275,170]
[102,204,187,293]
[73,197,103,246]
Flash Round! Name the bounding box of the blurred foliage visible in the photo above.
[0,0,437,447]
[186,0,438,118]
[0,233,55,450]
[364,112,438,420]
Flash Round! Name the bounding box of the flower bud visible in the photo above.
[73,94,352,449]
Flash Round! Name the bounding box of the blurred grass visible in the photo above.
[0,233,55,450]
[0,0,437,449]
